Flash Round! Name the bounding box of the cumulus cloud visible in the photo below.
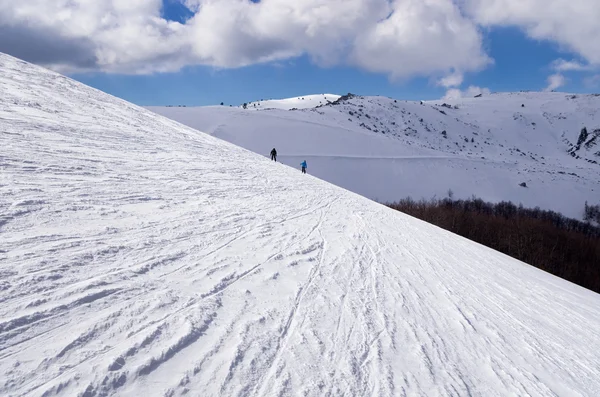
[544,73,566,92]
[0,24,97,73]
[443,85,490,99]
[0,0,490,78]
[2,0,599,83]
[438,72,464,88]
[551,59,596,72]
[464,0,600,66]
[0,0,192,73]
[349,0,490,80]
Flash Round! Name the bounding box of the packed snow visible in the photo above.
[2,53,600,397]
[150,93,600,219]
[243,94,341,110]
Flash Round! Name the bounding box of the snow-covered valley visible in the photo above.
[2,53,600,397]
[149,92,600,219]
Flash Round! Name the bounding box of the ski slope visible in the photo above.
[2,53,600,397]
[149,93,600,219]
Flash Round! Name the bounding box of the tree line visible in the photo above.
[584,201,600,224]
[386,197,600,293]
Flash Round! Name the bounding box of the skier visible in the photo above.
[270,148,277,162]
[300,160,307,174]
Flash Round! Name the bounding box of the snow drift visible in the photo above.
[2,53,600,397]
[149,92,600,219]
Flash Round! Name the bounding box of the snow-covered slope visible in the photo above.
[243,94,341,110]
[2,53,600,397]
[149,93,600,219]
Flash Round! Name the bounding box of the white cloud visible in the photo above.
[0,0,490,78]
[464,0,600,66]
[551,59,596,72]
[437,72,464,88]
[443,86,490,99]
[2,0,599,84]
[349,0,491,80]
[544,73,566,92]
[0,0,189,74]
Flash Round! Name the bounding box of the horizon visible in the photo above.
[146,89,590,109]
[1,1,599,106]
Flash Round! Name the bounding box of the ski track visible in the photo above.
[1,53,600,396]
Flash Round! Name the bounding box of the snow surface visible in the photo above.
[149,93,600,219]
[243,94,341,110]
[2,53,600,397]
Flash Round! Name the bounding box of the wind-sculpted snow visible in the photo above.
[2,53,600,396]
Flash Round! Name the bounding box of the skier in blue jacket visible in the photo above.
[300,160,307,174]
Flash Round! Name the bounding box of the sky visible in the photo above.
[1,0,599,106]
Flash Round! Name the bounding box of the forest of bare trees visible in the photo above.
[387,197,600,293]
[584,201,600,224]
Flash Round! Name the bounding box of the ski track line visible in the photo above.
[325,212,370,395]
[325,215,361,396]
[13,279,209,396]
[18,197,337,397]
[3,272,206,392]
[358,214,387,396]
[158,197,330,280]
[188,197,332,299]
[96,195,337,397]
[254,197,337,396]
[0,321,70,359]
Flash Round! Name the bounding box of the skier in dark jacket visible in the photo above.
[301,160,307,174]
[270,148,277,162]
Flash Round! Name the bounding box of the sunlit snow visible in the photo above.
[2,53,600,397]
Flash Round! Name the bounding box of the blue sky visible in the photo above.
[2,0,599,106]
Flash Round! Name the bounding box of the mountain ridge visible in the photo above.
[150,91,600,219]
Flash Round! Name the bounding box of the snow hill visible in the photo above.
[149,92,600,219]
[243,94,341,110]
[2,52,600,397]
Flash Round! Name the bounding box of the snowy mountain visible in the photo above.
[2,52,600,397]
[243,94,341,110]
[149,92,600,219]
